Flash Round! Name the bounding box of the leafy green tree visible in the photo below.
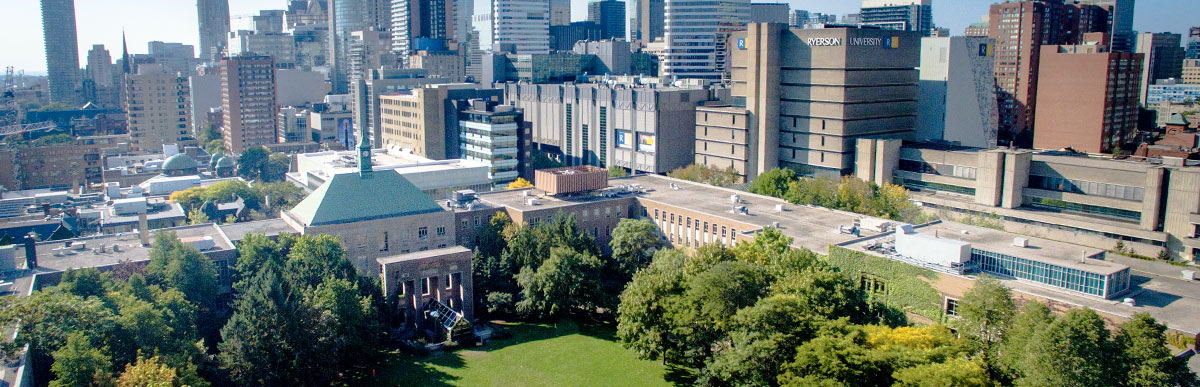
[50,332,114,387]
[784,176,839,208]
[667,164,740,187]
[187,208,210,225]
[616,249,689,361]
[515,247,606,317]
[672,261,772,367]
[835,177,874,214]
[778,326,882,387]
[472,213,517,315]
[204,139,226,156]
[254,181,304,213]
[892,358,996,387]
[1115,313,1197,387]
[116,357,179,387]
[305,277,382,373]
[607,165,627,178]
[1018,308,1118,387]
[770,266,869,322]
[698,294,821,386]
[219,268,321,386]
[263,152,290,182]
[749,168,798,198]
[57,268,111,300]
[282,234,357,291]
[609,218,663,279]
[996,302,1053,381]
[236,146,270,181]
[952,276,1014,376]
[145,232,218,314]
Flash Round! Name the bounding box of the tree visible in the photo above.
[515,247,606,318]
[952,276,1014,376]
[609,218,663,279]
[236,146,270,181]
[145,232,218,314]
[305,277,381,373]
[1018,308,1118,387]
[699,294,821,386]
[254,181,304,213]
[187,208,210,225]
[749,168,798,198]
[168,187,209,211]
[116,357,180,387]
[1115,313,1197,387]
[263,152,290,182]
[616,249,689,361]
[219,269,321,386]
[667,164,739,187]
[892,358,996,387]
[997,302,1053,381]
[608,165,627,178]
[770,266,869,322]
[50,332,114,387]
[505,177,533,190]
[785,176,839,208]
[203,140,225,156]
[673,261,772,367]
[58,268,111,300]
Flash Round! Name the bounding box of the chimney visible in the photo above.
[138,212,150,246]
[23,234,37,270]
[42,203,51,216]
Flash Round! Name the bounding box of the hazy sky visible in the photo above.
[1,0,1194,75]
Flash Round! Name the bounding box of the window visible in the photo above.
[945,298,959,316]
[445,274,454,289]
[436,226,446,236]
[418,227,428,238]
[421,277,430,295]
[380,232,389,252]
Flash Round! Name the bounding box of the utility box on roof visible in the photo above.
[535,166,607,195]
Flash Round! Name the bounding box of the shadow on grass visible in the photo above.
[342,349,464,387]
[664,364,697,386]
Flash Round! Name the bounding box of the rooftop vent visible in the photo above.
[1013,237,1028,248]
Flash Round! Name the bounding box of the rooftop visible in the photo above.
[377,246,471,265]
[287,169,443,227]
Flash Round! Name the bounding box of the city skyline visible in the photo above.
[3,0,1194,75]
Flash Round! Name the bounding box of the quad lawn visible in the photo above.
[359,320,673,387]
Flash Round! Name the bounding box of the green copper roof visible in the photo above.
[162,154,198,171]
[287,170,442,227]
[1166,113,1190,127]
[215,156,234,168]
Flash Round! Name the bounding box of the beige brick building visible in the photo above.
[125,64,197,153]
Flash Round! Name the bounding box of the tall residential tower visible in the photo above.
[41,0,82,104]
[197,0,232,62]
[661,0,749,79]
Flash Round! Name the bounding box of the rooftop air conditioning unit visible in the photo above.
[1012,237,1028,248]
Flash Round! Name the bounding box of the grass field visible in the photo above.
[360,320,672,387]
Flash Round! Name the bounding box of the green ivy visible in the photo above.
[824,246,945,322]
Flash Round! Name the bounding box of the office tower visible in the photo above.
[661,0,749,80]
[85,45,114,89]
[574,40,632,75]
[330,0,390,93]
[988,0,1108,148]
[588,0,627,41]
[229,30,299,69]
[349,30,397,80]
[1183,59,1200,84]
[124,64,197,153]
[221,55,278,154]
[842,14,862,26]
[1134,33,1185,105]
[1033,45,1142,154]
[146,41,199,75]
[860,0,932,36]
[1077,0,1135,52]
[409,50,467,81]
[41,0,81,105]
[1187,27,1200,59]
[458,100,523,186]
[750,3,789,24]
[253,10,287,34]
[352,68,452,146]
[473,0,550,54]
[294,24,329,71]
[376,85,502,157]
[392,0,454,61]
[286,0,329,29]
[197,0,232,62]
[712,24,920,178]
[916,36,999,148]
[789,10,809,28]
[636,0,665,42]
[550,22,603,50]
[551,0,571,26]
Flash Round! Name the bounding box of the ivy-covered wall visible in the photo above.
[825,245,946,323]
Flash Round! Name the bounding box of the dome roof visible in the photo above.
[215,156,235,168]
[209,152,224,166]
[162,154,198,171]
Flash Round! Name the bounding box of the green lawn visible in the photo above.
[362,320,672,387]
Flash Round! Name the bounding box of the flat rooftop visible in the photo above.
[217,218,295,243]
[19,223,233,274]
[914,222,1122,276]
[622,175,883,254]
[296,147,489,177]
[474,187,633,213]
[377,246,471,265]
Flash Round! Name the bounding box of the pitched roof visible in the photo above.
[287,170,443,227]
[1166,113,1190,127]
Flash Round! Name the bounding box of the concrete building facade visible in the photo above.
[587,0,627,41]
[1033,45,1143,154]
[221,55,279,154]
[41,0,82,104]
[1183,59,1200,84]
[859,0,933,36]
[728,24,921,178]
[916,36,999,149]
[1134,32,1185,105]
[125,64,198,153]
[661,0,749,79]
[749,3,790,24]
[377,84,504,158]
[197,0,232,62]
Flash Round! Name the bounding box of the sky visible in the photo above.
[0,0,1194,76]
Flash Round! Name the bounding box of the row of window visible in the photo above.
[972,249,1126,298]
[1028,175,1145,202]
[1024,195,1142,222]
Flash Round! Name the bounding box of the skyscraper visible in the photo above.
[588,0,626,41]
[392,0,454,61]
[749,3,789,24]
[221,55,278,154]
[1077,0,1135,52]
[473,0,550,54]
[1134,33,1185,105]
[85,45,114,89]
[661,0,748,80]
[197,0,232,62]
[635,0,664,43]
[987,0,1108,147]
[41,0,81,105]
[859,0,933,36]
[1187,26,1200,59]
[125,64,197,153]
[1033,44,1142,154]
[551,0,571,26]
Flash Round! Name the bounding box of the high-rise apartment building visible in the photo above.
[253,10,287,34]
[635,0,665,42]
[988,0,1108,148]
[85,45,115,89]
[221,55,279,154]
[145,41,199,76]
[1134,33,1185,105]
[1033,45,1142,154]
[588,0,627,41]
[1183,59,1200,84]
[661,0,749,79]
[709,24,920,178]
[1077,0,1135,52]
[916,36,999,149]
[859,0,933,36]
[749,3,789,24]
[392,0,455,60]
[197,0,232,62]
[41,0,81,105]
[473,0,550,54]
[230,30,298,69]
[551,0,571,26]
[1186,26,1200,59]
[349,30,396,80]
[330,0,391,93]
[125,64,197,153]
